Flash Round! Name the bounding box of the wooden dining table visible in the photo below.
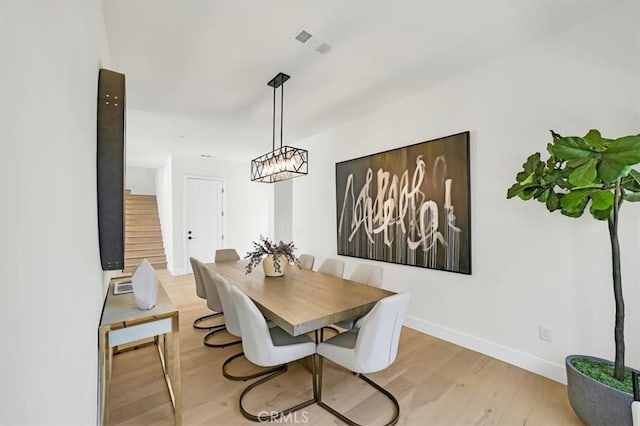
[210,260,395,337]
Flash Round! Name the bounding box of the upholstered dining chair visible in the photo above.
[318,258,345,278]
[196,260,241,348]
[230,285,317,422]
[316,292,410,426]
[334,264,385,331]
[215,248,240,262]
[350,263,383,287]
[214,273,282,381]
[190,257,222,329]
[298,254,315,270]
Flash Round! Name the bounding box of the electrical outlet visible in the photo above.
[539,325,553,342]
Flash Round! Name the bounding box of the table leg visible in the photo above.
[99,327,111,426]
[172,312,182,426]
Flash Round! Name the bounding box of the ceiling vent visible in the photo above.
[295,30,312,44]
[294,28,332,55]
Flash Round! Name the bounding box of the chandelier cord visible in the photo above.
[280,83,284,150]
[272,85,276,152]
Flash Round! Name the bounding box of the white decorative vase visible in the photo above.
[131,259,158,310]
[262,254,284,277]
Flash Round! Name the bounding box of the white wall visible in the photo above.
[167,155,272,273]
[155,158,174,272]
[0,2,109,424]
[126,165,156,194]
[291,0,640,384]
[274,180,293,242]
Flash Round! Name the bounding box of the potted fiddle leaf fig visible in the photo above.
[507,129,640,425]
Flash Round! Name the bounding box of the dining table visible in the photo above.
[210,259,395,337]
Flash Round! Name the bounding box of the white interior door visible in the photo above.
[185,177,224,273]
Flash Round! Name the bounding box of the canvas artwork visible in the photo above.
[335,131,471,274]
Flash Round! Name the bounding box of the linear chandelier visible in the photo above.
[251,72,308,183]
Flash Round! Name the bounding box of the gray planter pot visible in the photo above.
[566,355,635,426]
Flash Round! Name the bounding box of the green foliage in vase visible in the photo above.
[507,130,640,382]
[245,235,300,274]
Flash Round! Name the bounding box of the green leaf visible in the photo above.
[589,189,614,219]
[549,137,595,161]
[516,171,534,184]
[560,189,595,210]
[536,188,550,203]
[561,207,586,218]
[623,192,640,202]
[584,129,606,150]
[589,207,611,220]
[602,135,640,165]
[560,189,591,218]
[623,169,640,192]
[507,183,525,199]
[566,157,591,168]
[569,159,597,187]
[598,158,631,182]
[629,169,640,184]
[590,190,614,210]
[519,187,538,200]
[550,130,563,141]
[523,153,541,175]
[546,191,561,211]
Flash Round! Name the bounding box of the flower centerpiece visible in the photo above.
[245,235,300,277]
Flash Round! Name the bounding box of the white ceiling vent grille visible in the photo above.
[293,28,332,55]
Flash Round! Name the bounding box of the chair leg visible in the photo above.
[193,311,223,330]
[239,361,317,422]
[222,352,284,381]
[203,325,242,348]
[320,326,340,341]
[316,358,400,426]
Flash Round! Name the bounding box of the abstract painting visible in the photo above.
[336,131,471,274]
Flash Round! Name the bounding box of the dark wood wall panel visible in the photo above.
[97,69,125,270]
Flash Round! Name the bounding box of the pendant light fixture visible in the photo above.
[251,72,308,183]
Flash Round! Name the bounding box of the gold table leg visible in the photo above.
[172,312,182,426]
[99,326,111,426]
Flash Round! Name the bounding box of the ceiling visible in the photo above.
[102,0,618,167]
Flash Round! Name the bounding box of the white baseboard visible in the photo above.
[403,315,567,384]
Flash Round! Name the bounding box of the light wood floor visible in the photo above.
[110,270,582,425]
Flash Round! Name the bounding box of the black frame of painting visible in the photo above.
[335,131,471,275]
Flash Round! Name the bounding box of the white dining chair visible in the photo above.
[215,248,240,262]
[316,292,410,426]
[318,258,345,277]
[190,257,223,329]
[214,273,282,381]
[334,264,385,330]
[298,254,315,270]
[230,285,318,422]
[196,260,241,348]
[350,263,383,287]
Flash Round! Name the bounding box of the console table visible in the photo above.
[98,276,182,425]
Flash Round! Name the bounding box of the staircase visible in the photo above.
[124,192,167,273]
